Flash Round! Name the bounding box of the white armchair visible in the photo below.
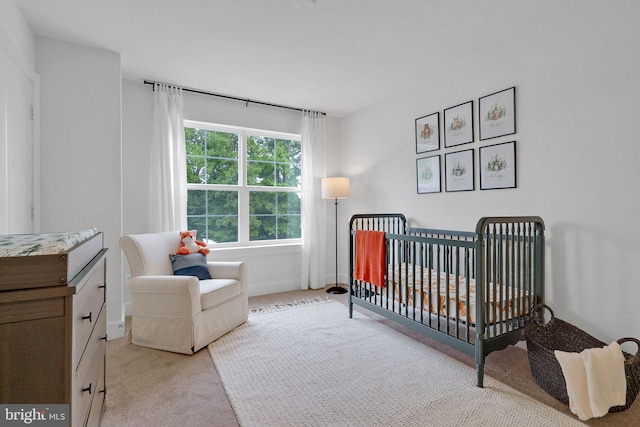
[119,231,248,354]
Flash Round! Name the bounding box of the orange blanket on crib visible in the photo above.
[355,230,386,288]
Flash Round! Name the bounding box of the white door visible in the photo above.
[0,46,35,234]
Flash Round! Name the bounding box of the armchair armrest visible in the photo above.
[207,261,247,293]
[130,275,202,316]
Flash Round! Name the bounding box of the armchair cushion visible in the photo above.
[170,253,211,280]
[200,279,242,310]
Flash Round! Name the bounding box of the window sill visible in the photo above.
[208,242,302,257]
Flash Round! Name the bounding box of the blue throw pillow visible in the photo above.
[169,253,211,280]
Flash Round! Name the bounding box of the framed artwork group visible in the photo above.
[415,86,517,194]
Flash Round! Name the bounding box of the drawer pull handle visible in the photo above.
[82,312,93,322]
[98,284,106,289]
[101,335,108,341]
[100,387,107,395]
[82,383,93,395]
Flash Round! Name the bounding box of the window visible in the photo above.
[185,121,301,246]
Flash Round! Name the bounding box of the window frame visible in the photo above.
[184,120,302,248]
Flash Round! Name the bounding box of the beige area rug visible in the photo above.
[208,299,584,427]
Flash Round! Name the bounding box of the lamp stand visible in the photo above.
[326,197,347,294]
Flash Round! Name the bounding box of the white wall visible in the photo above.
[0,1,37,236]
[36,37,124,339]
[122,79,342,312]
[0,0,34,71]
[339,2,640,343]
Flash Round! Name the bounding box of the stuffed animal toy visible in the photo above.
[176,230,210,255]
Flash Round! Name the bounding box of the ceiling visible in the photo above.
[15,0,571,117]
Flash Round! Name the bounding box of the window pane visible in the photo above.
[185,128,206,156]
[247,135,274,161]
[250,215,276,241]
[249,191,301,241]
[206,131,238,158]
[250,192,276,215]
[277,138,301,187]
[276,138,301,163]
[206,159,238,185]
[276,162,300,187]
[277,192,301,214]
[187,189,206,215]
[247,161,275,186]
[250,191,275,241]
[277,215,301,239]
[278,191,301,238]
[207,190,237,215]
[208,216,238,243]
[186,156,205,184]
[185,128,238,185]
[247,136,300,188]
[187,189,238,243]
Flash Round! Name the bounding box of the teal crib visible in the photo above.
[348,213,545,387]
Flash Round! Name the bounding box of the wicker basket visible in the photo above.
[525,303,640,412]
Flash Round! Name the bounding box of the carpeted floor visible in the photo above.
[102,287,640,426]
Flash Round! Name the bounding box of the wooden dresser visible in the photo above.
[0,230,107,427]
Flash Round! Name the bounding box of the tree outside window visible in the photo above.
[185,122,301,245]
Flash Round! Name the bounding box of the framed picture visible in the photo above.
[416,155,441,194]
[479,87,516,141]
[415,112,440,153]
[444,101,474,148]
[445,149,474,192]
[479,141,516,190]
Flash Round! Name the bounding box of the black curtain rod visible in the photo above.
[143,80,325,116]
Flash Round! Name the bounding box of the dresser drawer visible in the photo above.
[72,307,106,427]
[86,357,106,427]
[74,259,106,368]
[0,314,67,403]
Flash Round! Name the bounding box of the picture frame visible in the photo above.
[444,101,474,148]
[445,149,474,192]
[479,87,516,141]
[415,112,440,153]
[479,141,516,190]
[416,155,441,194]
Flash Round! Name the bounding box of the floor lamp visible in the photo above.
[322,177,350,294]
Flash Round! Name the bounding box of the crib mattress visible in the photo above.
[383,263,530,324]
[0,228,103,291]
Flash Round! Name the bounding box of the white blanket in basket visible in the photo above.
[554,341,626,421]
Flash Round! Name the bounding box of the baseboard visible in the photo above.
[248,280,301,297]
[247,276,349,297]
[107,320,125,341]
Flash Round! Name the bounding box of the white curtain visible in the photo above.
[300,111,327,290]
[149,83,187,232]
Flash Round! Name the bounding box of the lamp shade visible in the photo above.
[322,177,350,199]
